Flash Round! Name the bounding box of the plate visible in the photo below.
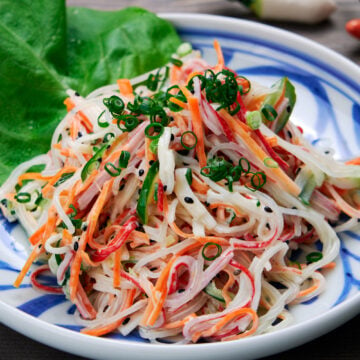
[0,13,359,360]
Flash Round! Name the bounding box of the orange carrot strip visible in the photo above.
[28,224,46,246]
[346,157,360,165]
[196,236,229,246]
[42,166,77,197]
[62,229,73,246]
[117,79,133,96]
[220,109,300,197]
[64,98,75,112]
[69,180,113,301]
[297,278,320,298]
[213,39,225,72]
[80,250,102,267]
[163,314,196,329]
[191,176,209,195]
[113,249,122,288]
[266,136,278,147]
[17,173,51,186]
[81,289,136,336]
[13,248,39,288]
[321,262,336,270]
[181,86,207,168]
[169,97,188,109]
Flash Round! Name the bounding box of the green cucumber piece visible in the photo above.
[136,160,159,224]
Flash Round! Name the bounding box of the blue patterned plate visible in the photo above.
[0,14,359,360]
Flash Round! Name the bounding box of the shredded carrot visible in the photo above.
[321,261,336,270]
[13,248,39,288]
[346,157,360,165]
[117,79,133,96]
[181,86,207,168]
[80,250,102,267]
[113,249,122,288]
[169,97,188,109]
[297,277,320,298]
[191,176,210,195]
[62,229,73,246]
[266,136,278,147]
[28,224,46,246]
[64,97,75,112]
[17,173,51,187]
[69,180,114,301]
[42,166,77,198]
[246,94,267,112]
[196,236,229,246]
[213,39,225,72]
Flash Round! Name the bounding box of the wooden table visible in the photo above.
[1,1,359,359]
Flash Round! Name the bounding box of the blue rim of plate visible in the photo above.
[0,13,359,360]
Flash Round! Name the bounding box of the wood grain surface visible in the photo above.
[1,1,359,360]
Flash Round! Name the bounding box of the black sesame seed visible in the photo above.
[98,157,102,163]
[306,223,313,231]
[183,162,189,166]
[122,317,130,325]
[73,241,79,251]
[292,206,298,210]
[287,131,292,139]
[149,160,155,166]
[75,92,80,97]
[171,134,175,141]
[324,151,330,155]
[139,169,144,176]
[295,168,301,175]
[163,185,167,192]
[77,132,83,138]
[264,206,273,213]
[170,116,174,122]
[178,289,185,293]
[184,197,194,204]
[103,305,109,312]
[119,183,125,191]
[266,223,271,230]
[150,267,157,271]
[286,105,291,113]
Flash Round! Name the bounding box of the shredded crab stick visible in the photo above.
[2,40,358,343]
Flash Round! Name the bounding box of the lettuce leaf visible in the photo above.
[0,1,180,183]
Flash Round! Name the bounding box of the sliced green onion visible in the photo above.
[15,192,31,203]
[264,157,279,168]
[103,132,115,143]
[104,163,122,177]
[256,200,261,207]
[239,157,251,174]
[117,115,139,132]
[202,242,222,261]
[306,252,323,263]
[145,123,164,139]
[237,75,251,95]
[54,172,74,187]
[81,145,107,182]
[176,42,192,57]
[289,260,302,270]
[180,131,198,150]
[97,110,109,128]
[170,57,183,67]
[34,191,43,206]
[246,110,262,130]
[185,168,193,185]
[261,104,278,122]
[119,151,130,168]
[103,95,125,116]
[69,204,78,218]
[227,209,236,224]
[246,171,267,192]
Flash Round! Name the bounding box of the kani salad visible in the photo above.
[1,41,360,343]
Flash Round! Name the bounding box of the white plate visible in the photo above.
[0,14,359,360]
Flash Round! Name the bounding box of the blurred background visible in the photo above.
[67,0,360,63]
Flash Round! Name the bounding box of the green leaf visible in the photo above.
[0,1,181,184]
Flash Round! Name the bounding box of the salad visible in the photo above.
[1,41,359,343]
